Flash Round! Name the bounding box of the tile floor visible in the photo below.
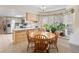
[0,34,78,53]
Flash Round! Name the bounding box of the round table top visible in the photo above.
[29,31,56,39]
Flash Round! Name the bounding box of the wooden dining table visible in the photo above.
[29,31,56,42]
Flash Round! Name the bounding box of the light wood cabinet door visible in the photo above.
[13,30,27,44]
[26,13,37,22]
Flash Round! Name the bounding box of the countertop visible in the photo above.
[13,28,36,31]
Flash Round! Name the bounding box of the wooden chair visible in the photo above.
[26,29,44,52]
[37,28,46,32]
[26,29,35,52]
[49,32,59,52]
[34,35,49,53]
[26,29,47,52]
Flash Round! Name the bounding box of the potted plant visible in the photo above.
[43,23,50,32]
[57,23,65,31]
[57,23,65,36]
[50,24,58,33]
[43,23,65,36]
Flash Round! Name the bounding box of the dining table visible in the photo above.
[29,31,56,42]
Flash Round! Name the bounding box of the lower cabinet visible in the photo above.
[13,30,27,44]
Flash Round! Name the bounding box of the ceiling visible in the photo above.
[0,5,68,16]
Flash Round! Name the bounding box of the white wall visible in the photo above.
[70,28,79,45]
[69,6,79,45]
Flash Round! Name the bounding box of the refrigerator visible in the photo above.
[6,20,15,34]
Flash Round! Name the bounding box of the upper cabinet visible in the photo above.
[26,13,37,22]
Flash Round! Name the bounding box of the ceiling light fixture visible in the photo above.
[40,5,47,12]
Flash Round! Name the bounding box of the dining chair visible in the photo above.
[49,32,59,52]
[37,28,46,32]
[26,29,43,52]
[26,29,35,52]
[34,35,49,53]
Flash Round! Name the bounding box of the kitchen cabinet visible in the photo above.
[13,30,27,44]
[26,13,37,22]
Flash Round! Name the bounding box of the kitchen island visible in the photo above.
[13,28,35,44]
